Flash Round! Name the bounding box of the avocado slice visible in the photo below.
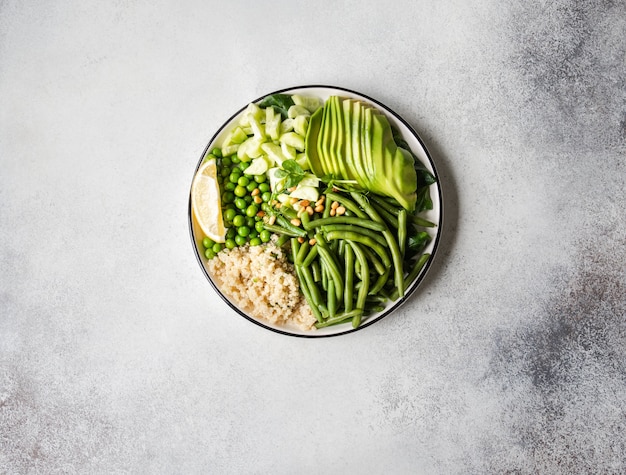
[305,106,325,177]
[351,100,368,189]
[342,98,358,181]
[332,96,349,180]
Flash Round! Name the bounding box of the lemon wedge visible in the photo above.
[191,159,225,243]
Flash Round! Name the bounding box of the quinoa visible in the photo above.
[207,240,317,331]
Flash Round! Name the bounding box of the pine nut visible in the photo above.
[309,238,317,246]
[331,201,339,210]
[336,206,346,215]
[314,204,324,213]
[290,218,301,227]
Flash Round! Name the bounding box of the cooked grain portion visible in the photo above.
[207,241,316,330]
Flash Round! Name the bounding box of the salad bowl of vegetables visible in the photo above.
[189,85,442,337]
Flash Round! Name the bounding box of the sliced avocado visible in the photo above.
[370,111,417,210]
[351,100,368,188]
[362,104,374,185]
[342,98,358,181]
[332,96,349,180]
[325,98,339,176]
[305,106,325,177]
[317,101,331,177]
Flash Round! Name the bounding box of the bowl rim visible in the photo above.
[188,84,444,338]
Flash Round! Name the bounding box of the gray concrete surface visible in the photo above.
[1,1,624,473]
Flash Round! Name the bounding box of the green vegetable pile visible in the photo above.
[201,92,437,330]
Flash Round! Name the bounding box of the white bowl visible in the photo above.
[189,85,443,337]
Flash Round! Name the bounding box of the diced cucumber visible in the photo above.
[281,141,296,160]
[281,118,294,134]
[243,156,270,175]
[239,103,263,126]
[289,185,319,202]
[237,138,265,161]
[276,193,290,203]
[296,153,309,170]
[294,115,309,136]
[222,126,248,146]
[261,143,288,166]
[221,143,240,157]
[248,114,266,140]
[280,132,305,151]
[299,173,320,187]
[267,167,285,192]
[265,107,281,141]
[293,94,323,113]
[288,105,311,119]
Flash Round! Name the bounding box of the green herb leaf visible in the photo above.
[258,94,295,119]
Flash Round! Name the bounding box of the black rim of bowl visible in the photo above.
[188,84,443,338]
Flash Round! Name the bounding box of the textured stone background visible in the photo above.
[1,0,624,473]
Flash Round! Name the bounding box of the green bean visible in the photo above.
[371,201,398,228]
[389,253,431,301]
[350,192,405,298]
[276,233,291,247]
[347,241,369,328]
[323,230,391,269]
[315,233,343,301]
[315,232,343,276]
[300,208,311,228]
[298,264,325,322]
[295,239,310,265]
[359,245,386,275]
[327,279,337,318]
[311,260,321,282]
[279,206,298,220]
[303,216,386,232]
[398,209,407,257]
[301,243,319,267]
[314,309,363,328]
[325,192,368,218]
[263,223,303,238]
[370,194,436,227]
[344,244,355,313]
[320,224,387,247]
[369,266,391,295]
[276,215,307,237]
[295,265,323,323]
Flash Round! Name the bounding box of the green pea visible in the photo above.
[245,217,255,228]
[249,229,258,239]
[237,176,250,187]
[229,171,241,183]
[244,195,253,204]
[238,161,249,171]
[234,198,247,210]
[260,230,271,242]
[232,214,245,227]
[224,208,237,222]
[221,156,231,167]
[202,237,215,249]
[231,155,241,164]
[249,237,262,246]
[234,185,247,197]
[235,234,247,246]
[225,238,236,250]
[246,204,258,218]
[237,226,250,237]
[226,227,236,239]
[255,221,265,233]
[258,183,270,193]
[220,167,231,178]
[204,249,216,259]
[212,243,223,253]
[222,191,235,204]
[254,174,267,184]
[211,147,222,158]
[246,182,257,193]
[224,182,236,191]
[261,191,272,202]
